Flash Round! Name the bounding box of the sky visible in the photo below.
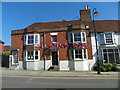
[1,2,119,45]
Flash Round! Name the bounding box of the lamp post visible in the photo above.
[43,32,46,70]
[92,8,101,74]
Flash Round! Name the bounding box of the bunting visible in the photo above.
[37,42,87,49]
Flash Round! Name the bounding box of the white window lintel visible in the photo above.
[50,33,58,36]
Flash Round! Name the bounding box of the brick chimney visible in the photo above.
[80,6,91,21]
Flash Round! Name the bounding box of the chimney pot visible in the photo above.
[84,6,90,10]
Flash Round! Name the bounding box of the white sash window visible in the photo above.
[71,49,87,60]
[25,50,40,61]
[100,32,115,44]
[24,34,40,45]
[68,32,86,43]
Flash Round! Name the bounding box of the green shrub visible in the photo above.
[100,66,107,72]
[117,68,120,72]
[111,63,118,71]
[2,51,11,56]
[100,63,119,72]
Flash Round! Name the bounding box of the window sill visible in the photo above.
[52,42,57,43]
[11,63,19,66]
[105,43,114,45]
[26,60,39,62]
[74,59,88,61]
[74,59,83,61]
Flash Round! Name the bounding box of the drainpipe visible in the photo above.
[43,32,46,70]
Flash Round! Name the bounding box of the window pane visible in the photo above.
[35,51,39,60]
[84,49,86,58]
[114,49,118,52]
[115,53,120,64]
[35,35,39,44]
[31,35,34,39]
[106,39,113,43]
[108,49,113,52]
[31,40,34,44]
[108,53,115,63]
[74,33,81,42]
[74,33,80,36]
[75,50,82,59]
[82,33,86,42]
[28,35,34,44]
[31,51,33,56]
[28,36,31,39]
[51,36,57,42]
[35,56,38,59]
[103,49,107,52]
[27,51,34,60]
[35,51,38,55]
[105,33,113,44]
[103,53,108,63]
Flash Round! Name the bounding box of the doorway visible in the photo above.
[12,51,19,65]
[52,51,58,65]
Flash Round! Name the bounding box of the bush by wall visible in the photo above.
[100,63,119,72]
[2,51,11,56]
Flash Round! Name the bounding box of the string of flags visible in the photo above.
[37,42,87,49]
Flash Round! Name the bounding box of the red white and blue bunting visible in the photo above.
[38,42,87,49]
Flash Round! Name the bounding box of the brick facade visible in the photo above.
[10,6,120,71]
[0,40,4,54]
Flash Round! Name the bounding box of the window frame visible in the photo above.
[71,49,87,60]
[102,48,120,64]
[12,51,19,65]
[25,50,40,61]
[104,32,114,44]
[25,34,40,45]
[51,35,57,43]
[68,32,86,43]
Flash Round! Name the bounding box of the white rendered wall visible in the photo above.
[60,60,92,71]
[21,60,52,70]
[115,33,120,45]
[18,61,23,69]
[19,60,95,71]
[74,60,88,71]
[59,60,69,70]
[88,60,95,70]
[90,33,97,62]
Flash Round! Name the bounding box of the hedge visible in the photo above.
[100,63,119,72]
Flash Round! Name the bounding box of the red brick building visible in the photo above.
[11,6,120,71]
[0,40,4,54]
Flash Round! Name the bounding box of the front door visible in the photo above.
[52,51,58,65]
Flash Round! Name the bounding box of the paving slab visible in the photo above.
[1,68,119,77]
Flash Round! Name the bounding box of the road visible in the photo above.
[2,75,119,88]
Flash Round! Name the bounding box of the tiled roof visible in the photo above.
[95,20,119,32]
[26,20,119,32]
[12,20,120,34]
[26,20,81,29]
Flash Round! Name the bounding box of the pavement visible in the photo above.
[1,67,119,77]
